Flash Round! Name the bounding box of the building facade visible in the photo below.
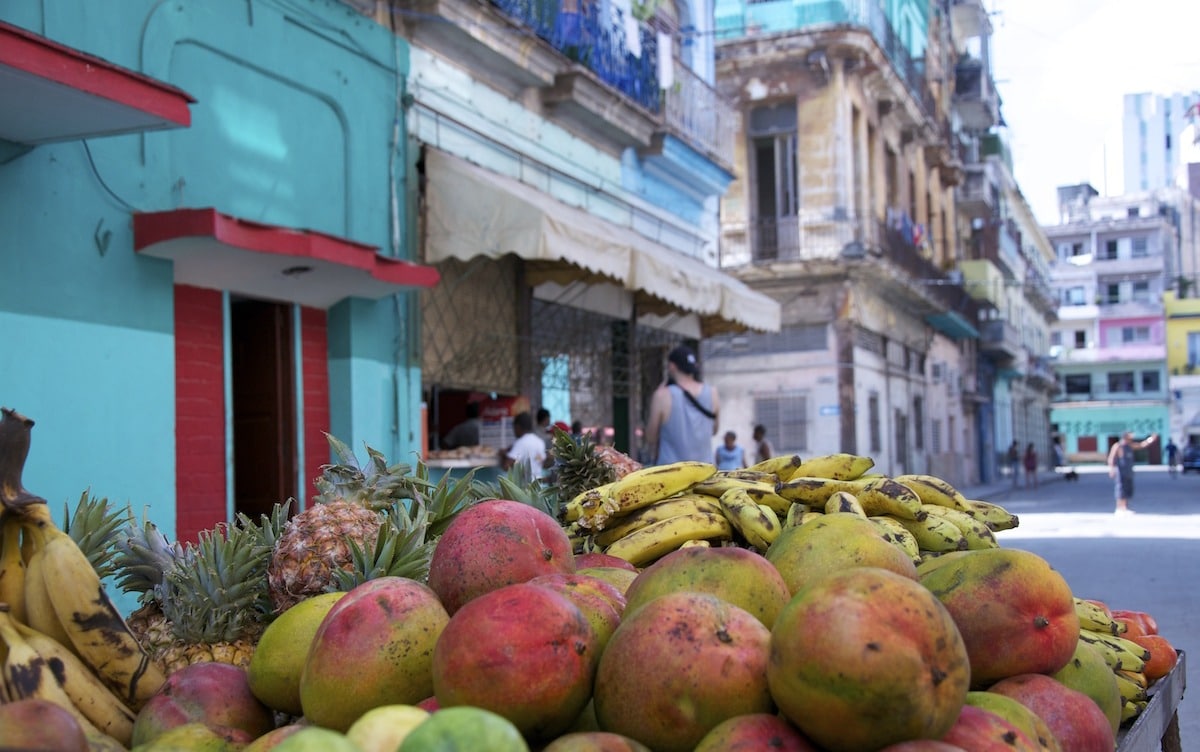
[1123,91,1200,194]
[1046,187,1174,463]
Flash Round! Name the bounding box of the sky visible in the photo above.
[988,0,1200,225]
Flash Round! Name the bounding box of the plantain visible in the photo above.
[963,499,1020,532]
[869,516,921,563]
[893,474,973,512]
[691,475,790,515]
[790,453,875,480]
[890,513,967,553]
[920,505,998,550]
[824,491,867,517]
[846,478,925,520]
[603,511,732,568]
[743,453,804,481]
[1074,598,1124,636]
[777,476,852,507]
[579,462,716,529]
[592,494,724,547]
[23,516,166,711]
[0,513,27,624]
[718,488,782,552]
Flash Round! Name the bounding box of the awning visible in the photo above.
[134,208,440,309]
[424,149,780,335]
[0,20,194,144]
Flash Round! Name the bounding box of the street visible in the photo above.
[975,466,1199,750]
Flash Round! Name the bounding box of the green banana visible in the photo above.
[889,514,967,553]
[1078,631,1148,672]
[1113,670,1148,703]
[963,499,1020,532]
[791,453,875,480]
[893,474,973,512]
[920,505,998,550]
[1074,598,1124,636]
[719,488,782,552]
[603,511,732,567]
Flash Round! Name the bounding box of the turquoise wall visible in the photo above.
[0,0,420,533]
[1051,405,1170,456]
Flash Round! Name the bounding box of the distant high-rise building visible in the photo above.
[1123,91,1200,193]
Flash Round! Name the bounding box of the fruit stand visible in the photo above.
[1117,650,1186,752]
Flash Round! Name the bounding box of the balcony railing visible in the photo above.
[664,62,736,167]
[969,219,1022,278]
[491,0,660,113]
[877,220,979,320]
[978,319,1021,361]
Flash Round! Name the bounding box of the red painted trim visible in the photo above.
[0,20,194,127]
[133,208,441,289]
[174,285,227,544]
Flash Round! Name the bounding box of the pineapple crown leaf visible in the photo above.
[112,509,185,602]
[474,463,556,518]
[314,434,429,511]
[328,503,435,591]
[62,489,132,580]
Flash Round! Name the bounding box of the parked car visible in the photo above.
[1182,444,1200,474]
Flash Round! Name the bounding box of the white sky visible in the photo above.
[988,0,1200,225]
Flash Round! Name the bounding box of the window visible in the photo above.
[749,103,799,260]
[1065,286,1087,306]
[1050,331,1062,346]
[913,397,924,450]
[1188,331,1200,367]
[931,419,942,454]
[1132,237,1148,257]
[1070,242,1086,258]
[1064,374,1091,395]
[1107,371,1135,393]
[1074,330,1087,348]
[1128,207,1140,218]
[1141,370,1160,392]
[753,393,809,453]
[1132,281,1150,302]
[1121,326,1150,343]
[1103,283,1121,304]
[868,392,881,453]
[1103,239,1119,260]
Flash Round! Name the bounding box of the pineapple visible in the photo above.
[115,510,276,674]
[61,490,130,579]
[549,429,641,511]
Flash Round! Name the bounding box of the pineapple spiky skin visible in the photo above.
[266,501,383,613]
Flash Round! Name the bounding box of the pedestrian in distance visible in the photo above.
[1166,437,1179,477]
[714,431,746,471]
[1108,431,1158,515]
[1023,443,1038,489]
[645,344,720,465]
[752,424,774,464]
[1006,441,1020,488]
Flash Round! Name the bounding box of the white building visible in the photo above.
[1122,91,1200,194]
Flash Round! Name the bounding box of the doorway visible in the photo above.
[230,299,297,520]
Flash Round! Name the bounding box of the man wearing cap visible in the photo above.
[645,345,720,465]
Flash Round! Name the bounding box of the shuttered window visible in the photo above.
[753,392,808,454]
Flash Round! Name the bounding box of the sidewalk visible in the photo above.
[959,469,1063,503]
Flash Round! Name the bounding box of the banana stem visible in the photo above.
[0,407,48,515]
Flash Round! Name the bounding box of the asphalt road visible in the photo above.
[966,466,1199,750]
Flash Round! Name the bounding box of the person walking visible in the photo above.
[1006,441,1020,488]
[1108,431,1158,515]
[752,424,774,464]
[1166,437,1179,477]
[1023,443,1038,489]
[645,345,720,465]
[714,431,746,471]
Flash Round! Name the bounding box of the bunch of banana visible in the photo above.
[1072,599,1155,724]
[602,511,732,567]
[565,461,717,530]
[3,502,166,719]
[691,473,791,515]
[717,488,782,552]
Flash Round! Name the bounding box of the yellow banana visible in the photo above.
[893,474,973,512]
[920,505,998,550]
[1115,668,1148,690]
[783,503,819,528]
[15,621,136,745]
[1113,671,1148,703]
[1121,698,1147,724]
[603,511,732,567]
[869,517,921,563]
[777,476,852,507]
[713,469,778,484]
[719,488,781,552]
[592,494,724,547]
[586,461,716,529]
[791,453,875,480]
[563,482,617,524]
[846,478,925,520]
[743,454,804,481]
[1074,598,1124,636]
[0,514,28,624]
[23,527,76,651]
[691,476,791,515]
[963,499,1020,532]
[678,539,711,549]
[890,514,967,553]
[0,605,102,735]
[825,491,867,517]
[1078,631,1148,672]
[24,520,166,711]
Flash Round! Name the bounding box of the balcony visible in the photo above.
[967,218,1022,278]
[954,57,1000,131]
[1096,299,1164,319]
[978,318,1022,362]
[1025,355,1057,390]
[1025,267,1057,317]
[1091,253,1168,276]
[877,220,980,337]
[957,163,998,219]
[659,62,736,169]
[958,258,1006,308]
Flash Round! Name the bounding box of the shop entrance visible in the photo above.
[230,298,297,520]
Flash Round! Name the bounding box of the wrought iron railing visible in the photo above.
[490,0,661,113]
[664,62,736,166]
[877,220,978,320]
